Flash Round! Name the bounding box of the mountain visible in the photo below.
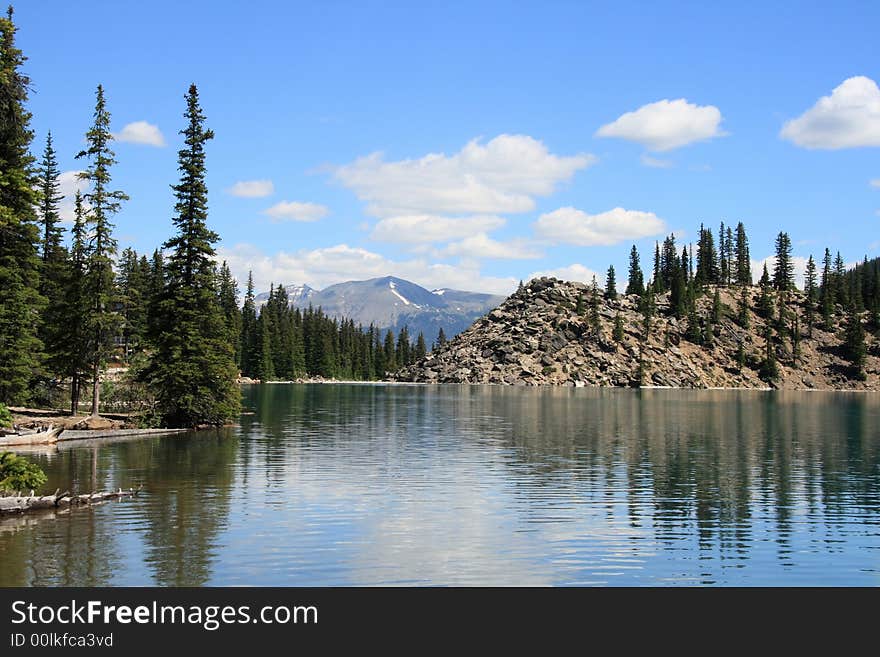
[394,276,879,390]
[257,276,505,344]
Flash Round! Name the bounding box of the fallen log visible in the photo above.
[0,485,142,515]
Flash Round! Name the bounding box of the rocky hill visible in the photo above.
[394,277,879,390]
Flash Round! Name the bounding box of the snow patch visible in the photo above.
[389,280,411,305]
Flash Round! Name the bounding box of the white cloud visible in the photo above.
[263,201,329,222]
[534,206,667,246]
[334,134,595,217]
[370,214,506,244]
[114,121,165,147]
[870,178,880,188]
[57,170,89,223]
[596,99,726,152]
[640,154,674,168]
[527,263,602,285]
[217,243,518,296]
[438,233,542,260]
[227,179,274,198]
[780,76,880,149]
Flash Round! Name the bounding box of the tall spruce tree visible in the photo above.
[37,131,70,381]
[140,84,239,427]
[804,255,817,337]
[820,248,834,328]
[734,222,751,286]
[217,261,242,368]
[62,192,90,414]
[626,245,645,296]
[842,306,866,380]
[605,265,617,299]
[239,271,258,376]
[76,85,128,416]
[0,7,44,404]
[772,231,794,291]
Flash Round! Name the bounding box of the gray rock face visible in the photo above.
[394,277,879,390]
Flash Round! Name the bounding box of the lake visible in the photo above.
[1,384,878,586]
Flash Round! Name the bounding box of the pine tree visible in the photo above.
[589,276,601,335]
[772,232,794,291]
[396,325,411,367]
[0,7,44,404]
[383,329,396,373]
[711,287,722,324]
[757,264,774,319]
[436,327,447,348]
[652,243,662,292]
[414,332,427,361]
[834,252,848,308]
[140,85,239,427]
[737,284,750,329]
[605,265,617,300]
[61,192,90,414]
[842,306,866,379]
[640,284,656,340]
[116,247,147,356]
[719,221,728,286]
[575,293,585,315]
[725,225,734,286]
[612,312,624,344]
[36,131,70,381]
[759,324,779,382]
[217,261,241,367]
[734,222,751,286]
[820,248,834,329]
[804,255,817,337]
[75,85,129,416]
[626,245,644,296]
[240,272,258,376]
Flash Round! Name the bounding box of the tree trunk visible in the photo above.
[90,362,100,417]
[70,375,79,416]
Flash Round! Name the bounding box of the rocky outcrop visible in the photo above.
[394,277,879,390]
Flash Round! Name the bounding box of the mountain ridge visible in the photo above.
[255,276,506,343]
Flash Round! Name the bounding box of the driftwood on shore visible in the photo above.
[0,486,143,515]
[0,424,64,447]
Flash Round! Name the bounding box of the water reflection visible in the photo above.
[1,385,878,586]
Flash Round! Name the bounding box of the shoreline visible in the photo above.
[239,380,878,393]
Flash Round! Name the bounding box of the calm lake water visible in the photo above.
[1,384,878,586]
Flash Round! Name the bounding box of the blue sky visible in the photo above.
[17,0,880,294]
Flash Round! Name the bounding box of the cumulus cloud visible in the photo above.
[263,201,329,222]
[57,170,89,223]
[438,233,542,260]
[596,99,726,152]
[527,263,602,285]
[114,121,165,147]
[227,179,274,198]
[534,206,667,246]
[640,154,674,168]
[217,243,518,296]
[369,214,506,244]
[780,76,880,149]
[334,134,595,218]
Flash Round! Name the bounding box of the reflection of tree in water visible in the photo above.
[468,388,880,565]
[134,430,238,586]
[0,447,123,586]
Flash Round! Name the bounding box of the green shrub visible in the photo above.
[0,403,12,429]
[0,452,47,493]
